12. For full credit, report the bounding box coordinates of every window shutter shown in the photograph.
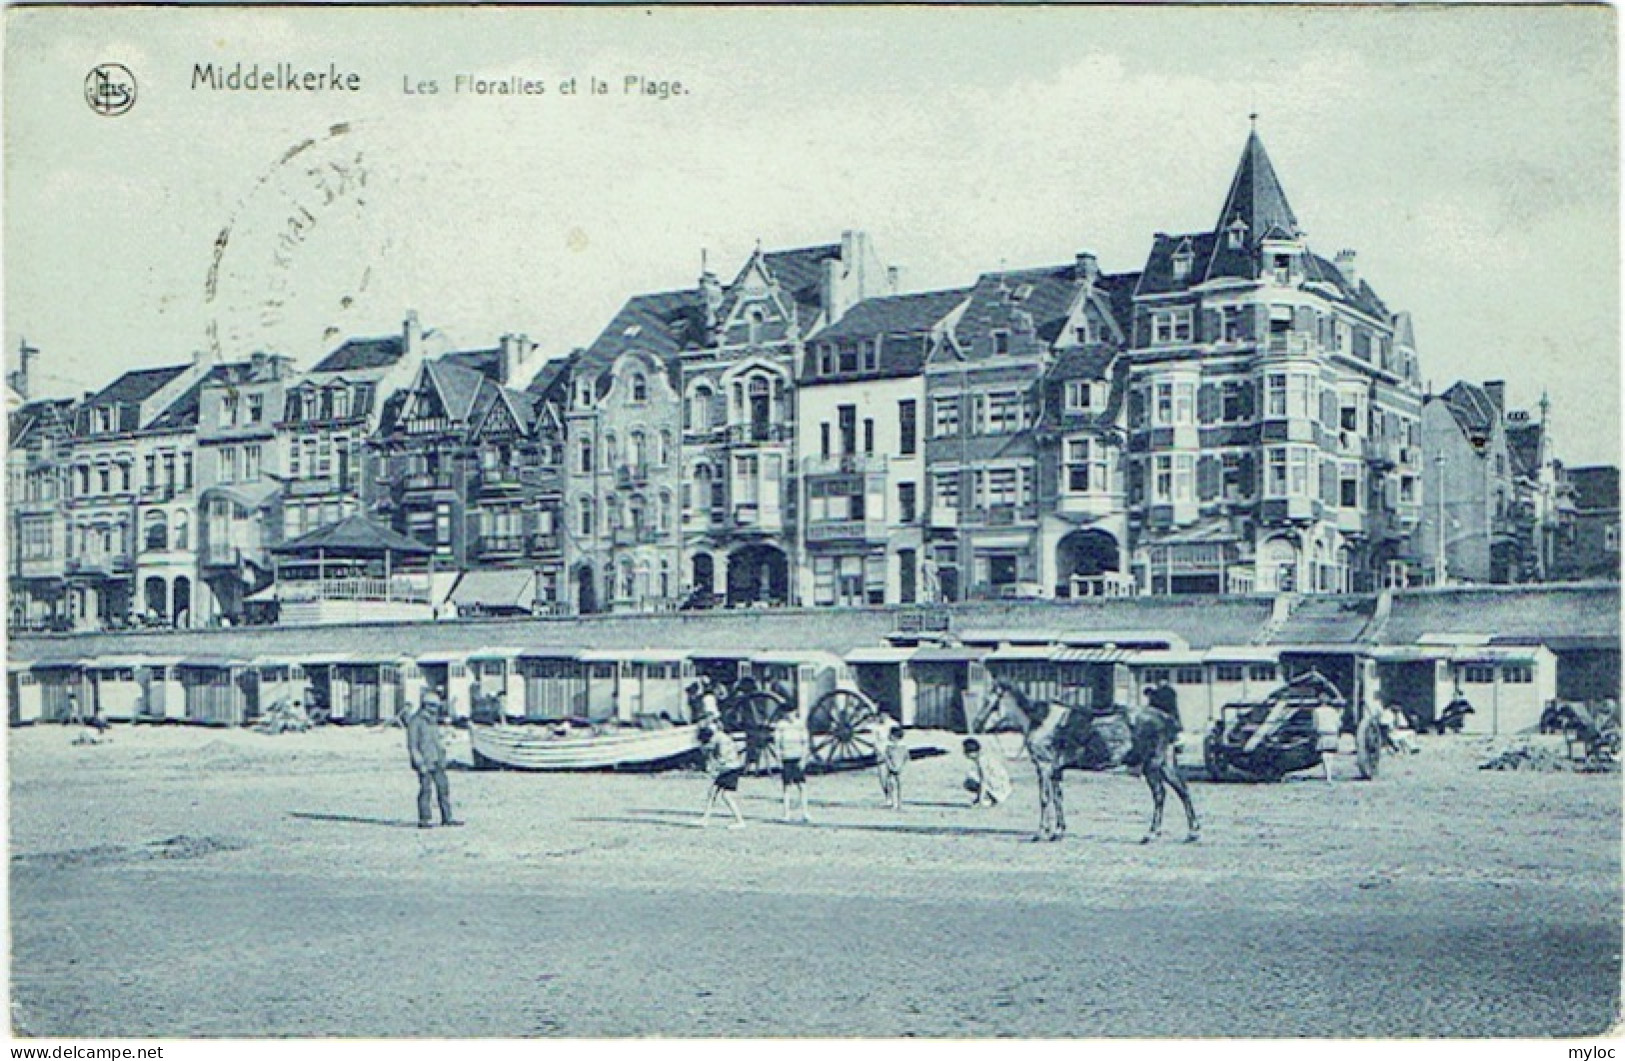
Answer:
[1198,455,1222,501]
[1238,381,1256,420]
[1198,383,1220,425]
[1320,388,1338,428]
[1238,453,1256,497]
[1128,388,1146,428]
[1294,306,1315,332]
[1128,460,1144,504]
[1252,306,1269,340]
[1320,459,1337,503]
[1201,309,1221,343]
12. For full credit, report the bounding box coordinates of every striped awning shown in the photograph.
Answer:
[909,646,988,663]
[1051,647,1134,664]
[986,645,1057,662]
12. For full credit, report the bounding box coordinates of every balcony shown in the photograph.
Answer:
[476,468,526,494]
[730,503,783,534]
[1363,438,1403,468]
[67,554,132,577]
[403,471,456,494]
[16,556,65,580]
[928,507,959,530]
[806,518,888,543]
[803,453,888,476]
[200,543,243,568]
[726,423,793,445]
[968,504,1038,527]
[278,576,429,604]
[1264,332,1314,357]
[473,534,526,558]
[528,532,561,556]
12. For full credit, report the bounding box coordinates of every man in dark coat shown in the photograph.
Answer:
[1148,677,1181,731]
[405,691,461,829]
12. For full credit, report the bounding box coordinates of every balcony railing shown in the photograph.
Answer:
[278,576,429,603]
[614,463,651,487]
[473,534,526,557]
[403,471,456,492]
[1265,332,1314,357]
[806,518,888,543]
[730,503,782,532]
[66,554,132,576]
[969,504,1038,526]
[803,453,887,476]
[726,423,793,445]
[528,532,561,555]
[16,556,65,580]
[200,543,243,568]
[1069,572,1138,598]
[477,468,526,492]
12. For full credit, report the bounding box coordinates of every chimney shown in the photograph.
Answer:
[1075,251,1100,287]
[1334,249,1358,288]
[699,268,724,333]
[841,229,873,300]
[404,310,423,358]
[886,265,901,294]
[1484,380,1506,412]
[11,340,36,400]
[821,257,847,325]
[499,333,531,387]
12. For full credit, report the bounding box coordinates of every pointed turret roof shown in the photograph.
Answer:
[1204,129,1300,282]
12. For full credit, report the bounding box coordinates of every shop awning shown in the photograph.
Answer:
[448,570,537,611]
[1051,647,1134,664]
[986,645,1057,662]
[844,646,918,664]
[178,655,244,669]
[909,646,988,663]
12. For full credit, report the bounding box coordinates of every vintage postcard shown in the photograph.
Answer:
[4,3,1619,1047]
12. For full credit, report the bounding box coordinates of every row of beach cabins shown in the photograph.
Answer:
[9,621,1576,739]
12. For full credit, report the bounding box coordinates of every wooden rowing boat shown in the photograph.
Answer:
[470,722,700,771]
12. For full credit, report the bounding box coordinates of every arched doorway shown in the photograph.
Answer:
[1055,529,1120,597]
[727,544,788,607]
[143,576,167,623]
[574,564,597,615]
[171,576,191,628]
[691,553,715,601]
[1258,536,1300,594]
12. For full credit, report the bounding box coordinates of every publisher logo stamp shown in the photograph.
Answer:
[85,63,136,116]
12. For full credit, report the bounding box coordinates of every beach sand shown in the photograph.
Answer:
[9,722,1620,1037]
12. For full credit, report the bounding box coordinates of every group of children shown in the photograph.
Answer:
[690,676,1016,828]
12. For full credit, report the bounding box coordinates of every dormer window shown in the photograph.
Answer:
[747,308,765,345]
[1226,217,1248,250]
[1172,241,1195,281]
[1271,253,1293,286]
[992,329,1011,355]
[95,407,113,434]
[630,372,648,404]
[1065,381,1096,412]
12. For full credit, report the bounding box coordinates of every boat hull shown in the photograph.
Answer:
[470,723,700,771]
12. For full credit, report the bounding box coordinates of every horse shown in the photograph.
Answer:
[971,680,1199,844]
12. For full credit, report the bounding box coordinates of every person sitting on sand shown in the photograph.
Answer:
[962,737,1012,806]
[878,724,907,810]
[404,691,462,830]
[697,724,747,829]
[773,702,812,823]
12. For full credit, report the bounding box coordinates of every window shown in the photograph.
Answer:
[244,445,261,483]
[1175,667,1204,686]
[933,472,960,511]
[1608,526,1620,553]
[1064,437,1108,494]
[221,393,239,427]
[1220,306,1245,343]
[97,466,110,494]
[1151,309,1193,345]
[988,391,1024,434]
[1065,381,1095,411]
[1463,665,1495,685]
[577,437,593,475]
[578,496,594,536]
[144,455,157,490]
[1266,449,1288,498]
[898,400,917,456]
[1174,454,1194,502]
[1266,374,1288,418]
[863,418,875,455]
[1248,664,1277,682]
[992,330,1010,355]
[630,372,648,404]
[1142,668,1170,686]
[863,339,880,373]
[933,396,960,438]
[1214,664,1245,682]
[1221,381,1252,422]
[247,393,264,424]
[1502,665,1533,684]
[898,482,917,524]
[182,452,193,491]
[1340,465,1360,509]
[987,467,1019,508]
[817,347,834,376]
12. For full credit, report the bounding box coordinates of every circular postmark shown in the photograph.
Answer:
[203,121,402,363]
[85,63,136,116]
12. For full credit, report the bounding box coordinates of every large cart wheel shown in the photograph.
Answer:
[723,690,784,774]
[1355,713,1382,780]
[808,688,881,770]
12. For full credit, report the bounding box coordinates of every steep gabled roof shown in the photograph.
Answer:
[87,364,190,409]
[1505,420,1545,479]
[803,287,971,385]
[9,398,76,447]
[736,243,843,326]
[443,347,502,383]
[1436,381,1501,446]
[422,358,491,424]
[312,335,404,373]
[1136,231,1217,297]
[524,353,575,404]
[954,262,1135,362]
[579,288,702,389]
[1569,466,1620,513]
[147,364,240,432]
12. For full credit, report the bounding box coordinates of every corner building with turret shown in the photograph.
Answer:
[1123,128,1426,595]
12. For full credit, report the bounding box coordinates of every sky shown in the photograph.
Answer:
[5,6,1619,464]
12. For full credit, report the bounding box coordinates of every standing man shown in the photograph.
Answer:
[405,691,462,829]
[1148,676,1184,751]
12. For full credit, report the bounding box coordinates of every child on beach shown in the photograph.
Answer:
[962,737,1012,806]
[773,703,812,823]
[696,724,747,829]
[877,724,907,810]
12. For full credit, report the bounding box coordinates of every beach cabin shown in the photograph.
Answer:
[579,649,693,723]
[327,656,410,724]
[516,649,590,721]
[176,656,255,725]
[736,650,852,719]
[8,658,86,724]
[900,644,987,731]
[1373,640,1557,736]
[83,656,183,721]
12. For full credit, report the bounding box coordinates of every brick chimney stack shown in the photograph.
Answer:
[1334,249,1359,289]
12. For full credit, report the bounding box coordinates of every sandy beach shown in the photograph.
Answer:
[8,721,1620,1038]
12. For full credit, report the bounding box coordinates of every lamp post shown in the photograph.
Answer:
[1434,452,1448,586]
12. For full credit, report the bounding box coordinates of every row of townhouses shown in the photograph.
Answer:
[8,130,1615,631]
